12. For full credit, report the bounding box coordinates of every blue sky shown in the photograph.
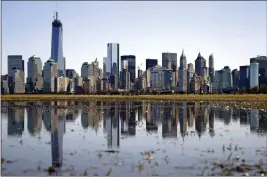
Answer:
[2,1,266,76]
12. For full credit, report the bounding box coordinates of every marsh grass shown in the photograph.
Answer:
[2,94,267,102]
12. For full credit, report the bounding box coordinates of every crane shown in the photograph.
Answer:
[137,63,143,70]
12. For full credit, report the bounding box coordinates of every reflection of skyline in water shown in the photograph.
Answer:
[4,101,267,141]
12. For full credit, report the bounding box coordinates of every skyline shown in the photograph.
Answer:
[2,1,267,77]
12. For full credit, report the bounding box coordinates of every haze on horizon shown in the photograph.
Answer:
[2,1,266,76]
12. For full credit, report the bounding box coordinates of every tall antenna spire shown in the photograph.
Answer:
[56,1,58,12]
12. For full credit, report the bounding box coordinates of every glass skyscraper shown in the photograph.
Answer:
[51,12,65,77]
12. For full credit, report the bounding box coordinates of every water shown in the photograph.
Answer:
[1,101,267,176]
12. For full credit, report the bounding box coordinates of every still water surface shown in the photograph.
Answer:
[1,101,267,176]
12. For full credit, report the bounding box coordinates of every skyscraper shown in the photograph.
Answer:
[7,55,25,94]
[232,69,240,89]
[179,50,187,92]
[43,59,58,93]
[209,54,215,82]
[195,53,206,77]
[107,43,120,76]
[239,65,250,90]
[8,55,24,81]
[121,55,136,83]
[187,63,194,92]
[27,55,43,92]
[103,57,111,78]
[146,59,158,71]
[162,52,177,71]
[250,56,267,85]
[51,12,65,77]
[250,62,259,89]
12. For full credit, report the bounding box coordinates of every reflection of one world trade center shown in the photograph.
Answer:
[51,108,66,168]
[104,105,120,149]
[42,102,66,170]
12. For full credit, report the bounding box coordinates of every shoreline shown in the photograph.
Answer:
[1,94,267,102]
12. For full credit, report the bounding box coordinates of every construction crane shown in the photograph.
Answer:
[137,63,143,70]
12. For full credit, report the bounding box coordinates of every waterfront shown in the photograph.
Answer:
[1,101,267,176]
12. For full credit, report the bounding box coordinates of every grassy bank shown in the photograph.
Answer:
[1,94,267,102]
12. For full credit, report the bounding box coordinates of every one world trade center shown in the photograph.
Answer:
[51,12,66,77]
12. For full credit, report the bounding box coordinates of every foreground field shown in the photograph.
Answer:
[2,94,267,102]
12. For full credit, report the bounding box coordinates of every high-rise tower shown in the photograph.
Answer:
[209,54,215,82]
[178,50,187,92]
[195,52,206,77]
[51,12,65,77]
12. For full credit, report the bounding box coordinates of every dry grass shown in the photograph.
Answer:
[1,94,267,102]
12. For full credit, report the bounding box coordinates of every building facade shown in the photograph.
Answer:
[187,63,194,93]
[66,69,77,79]
[43,59,58,93]
[27,55,43,92]
[120,69,131,90]
[121,55,136,83]
[250,56,267,85]
[107,43,120,76]
[146,59,158,71]
[250,62,259,89]
[232,69,240,89]
[10,69,25,94]
[195,53,206,78]
[209,54,215,82]
[150,65,172,90]
[8,55,24,77]
[55,76,69,92]
[162,52,177,71]
[178,51,187,92]
[239,65,250,90]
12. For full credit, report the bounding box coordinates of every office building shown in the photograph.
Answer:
[221,66,232,88]
[110,74,118,90]
[8,55,24,77]
[162,52,177,71]
[121,55,136,83]
[143,69,151,88]
[239,65,250,90]
[74,76,83,93]
[1,75,9,94]
[146,59,158,71]
[43,59,58,93]
[51,12,65,77]
[187,63,194,93]
[195,53,206,77]
[67,79,74,93]
[120,69,131,90]
[250,56,267,85]
[150,65,172,90]
[55,76,69,92]
[178,50,187,92]
[209,54,215,82]
[107,43,120,76]
[27,55,43,92]
[10,69,25,94]
[81,62,89,79]
[66,69,77,79]
[232,69,240,89]
[250,62,259,89]
[221,66,232,89]
[121,60,128,71]
[103,57,111,78]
